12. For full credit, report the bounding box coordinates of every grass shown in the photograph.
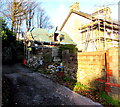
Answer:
[54,76,77,90]
[73,82,91,92]
[37,69,52,74]
[99,91,120,106]
[63,76,76,82]
[73,82,120,106]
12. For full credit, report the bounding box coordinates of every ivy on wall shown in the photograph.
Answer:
[58,44,78,58]
[58,44,77,53]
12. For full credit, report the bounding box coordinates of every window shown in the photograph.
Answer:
[54,33,59,41]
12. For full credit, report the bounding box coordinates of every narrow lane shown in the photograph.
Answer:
[2,64,103,106]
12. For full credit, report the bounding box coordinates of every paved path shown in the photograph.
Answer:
[2,64,103,106]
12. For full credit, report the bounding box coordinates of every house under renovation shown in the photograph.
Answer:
[60,2,119,52]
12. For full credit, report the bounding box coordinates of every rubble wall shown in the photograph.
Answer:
[28,47,53,68]
[62,50,78,80]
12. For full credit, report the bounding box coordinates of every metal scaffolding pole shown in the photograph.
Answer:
[97,8,100,50]
[98,20,100,50]
[85,27,91,51]
[112,20,114,46]
[104,20,106,50]
[91,15,94,51]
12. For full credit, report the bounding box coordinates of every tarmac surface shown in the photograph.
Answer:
[2,64,103,106]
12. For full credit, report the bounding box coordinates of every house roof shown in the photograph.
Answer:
[59,31,76,45]
[30,28,76,45]
[60,10,95,31]
[60,9,119,31]
[31,28,51,43]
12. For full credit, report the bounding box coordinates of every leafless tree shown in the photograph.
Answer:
[0,0,53,32]
[36,6,53,29]
[0,0,37,32]
[25,0,38,31]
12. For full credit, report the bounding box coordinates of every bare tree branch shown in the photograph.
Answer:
[0,0,38,32]
[0,0,53,32]
[36,7,53,29]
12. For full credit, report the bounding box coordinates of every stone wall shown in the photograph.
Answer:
[27,47,53,68]
[27,47,61,68]
[3,46,24,64]
[62,50,77,80]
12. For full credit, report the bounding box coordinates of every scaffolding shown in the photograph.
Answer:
[79,10,119,52]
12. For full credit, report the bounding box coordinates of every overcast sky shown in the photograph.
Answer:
[36,0,119,28]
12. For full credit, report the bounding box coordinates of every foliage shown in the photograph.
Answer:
[59,44,77,53]
[53,61,61,66]
[1,18,24,63]
[63,76,76,83]
[73,82,120,106]
[58,44,78,59]
[73,82,91,92]
[0,18,16,47]
[36,68,53,75]
[54,75,76,90]
[99,91,120,106]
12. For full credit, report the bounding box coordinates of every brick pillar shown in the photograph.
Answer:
[105,50,112,92]
[106,47,120,101]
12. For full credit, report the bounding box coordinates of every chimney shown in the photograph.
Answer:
[70,2,80,11]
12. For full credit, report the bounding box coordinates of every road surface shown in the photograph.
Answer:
[2,64,103,106]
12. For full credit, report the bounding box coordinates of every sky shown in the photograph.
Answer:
[37,0,119,28]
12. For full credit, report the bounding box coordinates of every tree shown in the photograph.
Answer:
[1,0,25,31]
[1,18,24,64]
[0,18,16,47]
[36,6,53,29]
[25,0,38,31]
[0,0,53,32]
[0,0,37,32]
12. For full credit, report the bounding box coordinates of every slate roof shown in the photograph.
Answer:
[31,28,51,43]
[59,31,76,45]
[30,28,76,45]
